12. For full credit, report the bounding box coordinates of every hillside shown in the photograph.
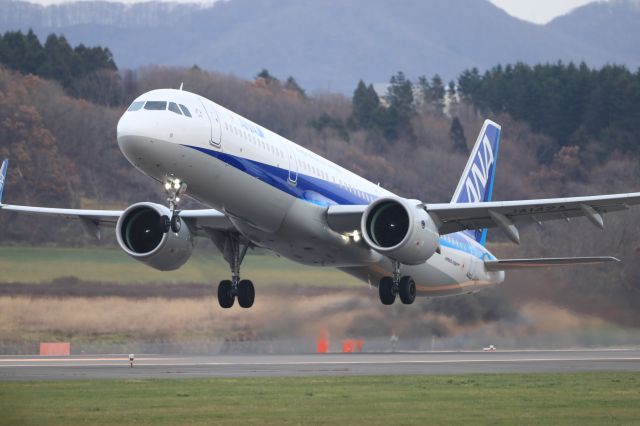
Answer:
[0,0,638,92]
[1,63,640,328]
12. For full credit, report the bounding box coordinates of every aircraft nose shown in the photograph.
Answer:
[117,112,148,161]
[117,111,137,140]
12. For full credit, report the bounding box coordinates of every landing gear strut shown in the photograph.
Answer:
[160,175,187,233]
[217,234,255,309]
[378,260,416,306]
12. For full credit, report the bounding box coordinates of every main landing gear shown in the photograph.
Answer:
[160,175,187,233]
[378,260,416,305]
[217,234,255,309]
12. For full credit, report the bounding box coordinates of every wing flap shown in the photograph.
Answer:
[484,256,620,271]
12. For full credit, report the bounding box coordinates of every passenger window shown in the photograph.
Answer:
[168,102,182,115]
[144,101,167,111]
[179,104,192,117]
[127,101,144,112]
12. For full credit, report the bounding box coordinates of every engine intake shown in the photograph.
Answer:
[116,202,193,271]
[361,197,439,265]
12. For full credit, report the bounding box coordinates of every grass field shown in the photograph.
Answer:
[0,246,361,287]
[1,373,639,425]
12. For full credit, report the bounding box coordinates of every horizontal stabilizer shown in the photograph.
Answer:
[484,256,620,271]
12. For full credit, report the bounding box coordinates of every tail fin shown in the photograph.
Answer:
[0,159,7,204]
[450,120,501,245]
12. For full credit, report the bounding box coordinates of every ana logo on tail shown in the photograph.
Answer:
[463,134,495,203]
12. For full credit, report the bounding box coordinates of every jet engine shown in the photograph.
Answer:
[116,202,193,271]
[361,197,440,265]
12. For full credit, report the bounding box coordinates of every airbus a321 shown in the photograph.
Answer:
[1,89,638,308]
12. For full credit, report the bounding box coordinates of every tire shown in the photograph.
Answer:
[378,277,396,305]
[218,280,234,308]
[159,215,171,233]
[399,276,416,305]
[170,215,182,233]
[237,280,255,308]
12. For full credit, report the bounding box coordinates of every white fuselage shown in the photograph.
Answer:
[117,89,504,297]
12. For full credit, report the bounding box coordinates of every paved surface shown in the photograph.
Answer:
[1,350,639,381]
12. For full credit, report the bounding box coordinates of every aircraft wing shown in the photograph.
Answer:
[426,192,640,243]
[326,192,640,242]
[0,204,235,238]
[0,159,234,236]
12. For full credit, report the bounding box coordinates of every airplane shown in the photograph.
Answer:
[1,88,638,309]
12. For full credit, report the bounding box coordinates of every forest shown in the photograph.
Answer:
[1,31,640,329]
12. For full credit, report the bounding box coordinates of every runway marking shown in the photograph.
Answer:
[1,357,639,368]
[0,357,174,363]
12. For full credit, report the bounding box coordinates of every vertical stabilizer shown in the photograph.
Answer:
[0,159,7,204]
[450,120,501,245]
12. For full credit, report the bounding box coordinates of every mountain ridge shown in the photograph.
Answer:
[1,0,638,92]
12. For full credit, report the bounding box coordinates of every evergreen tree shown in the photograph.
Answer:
[351,80,380,129]
[386,72,415,141]
[39,34,75,87]
[427,74,445,114]
[448,80,457,100]
[284,76,306,98]
[387,71,414,118]
[256,68,279,85]
[450,117,468,153]
[457,67,482,102]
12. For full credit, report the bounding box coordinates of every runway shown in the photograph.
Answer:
[1,349,639,381]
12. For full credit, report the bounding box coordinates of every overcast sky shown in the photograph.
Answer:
[25,0,604,25]
[490,0,604,24]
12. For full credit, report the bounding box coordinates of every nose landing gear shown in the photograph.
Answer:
[378,260,416,305]
[161,175,187,233]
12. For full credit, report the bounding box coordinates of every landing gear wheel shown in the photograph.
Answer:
[379,277,396,305]
[218,280,235,308]
[170,215,182,233]
[159,215,171,233]
[237,280,255,308]
[399,276,416,305]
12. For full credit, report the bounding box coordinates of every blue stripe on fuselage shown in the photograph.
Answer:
[185,145,493,260]
[185,145,372,206]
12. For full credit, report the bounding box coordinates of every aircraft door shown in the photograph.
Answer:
[198,99,222,148]
[288,151,298,185]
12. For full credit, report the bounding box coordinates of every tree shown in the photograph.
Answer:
[450,117,467,153]
[351,80,380,129]
[448,80,457,100]
[284,76,306,98]
[39,34,75,87]
[385,72,415,141]
[427,74,445,114]
[387,71,414,118]
[256,69,279,85]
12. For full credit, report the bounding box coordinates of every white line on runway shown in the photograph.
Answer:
[1,357,639,368]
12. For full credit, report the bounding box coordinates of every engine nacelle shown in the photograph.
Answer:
[361,197,440,265]
[116,202,193,271]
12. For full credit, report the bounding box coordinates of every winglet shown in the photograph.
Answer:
[0,159,7,204]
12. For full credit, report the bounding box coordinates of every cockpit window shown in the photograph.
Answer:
[127,101,144,112]
[144,101,167,111]
[168,102,182,115]
[179,104,192,117]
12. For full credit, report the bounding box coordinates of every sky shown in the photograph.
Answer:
[489,0,605,24]
[22,0,604,25]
